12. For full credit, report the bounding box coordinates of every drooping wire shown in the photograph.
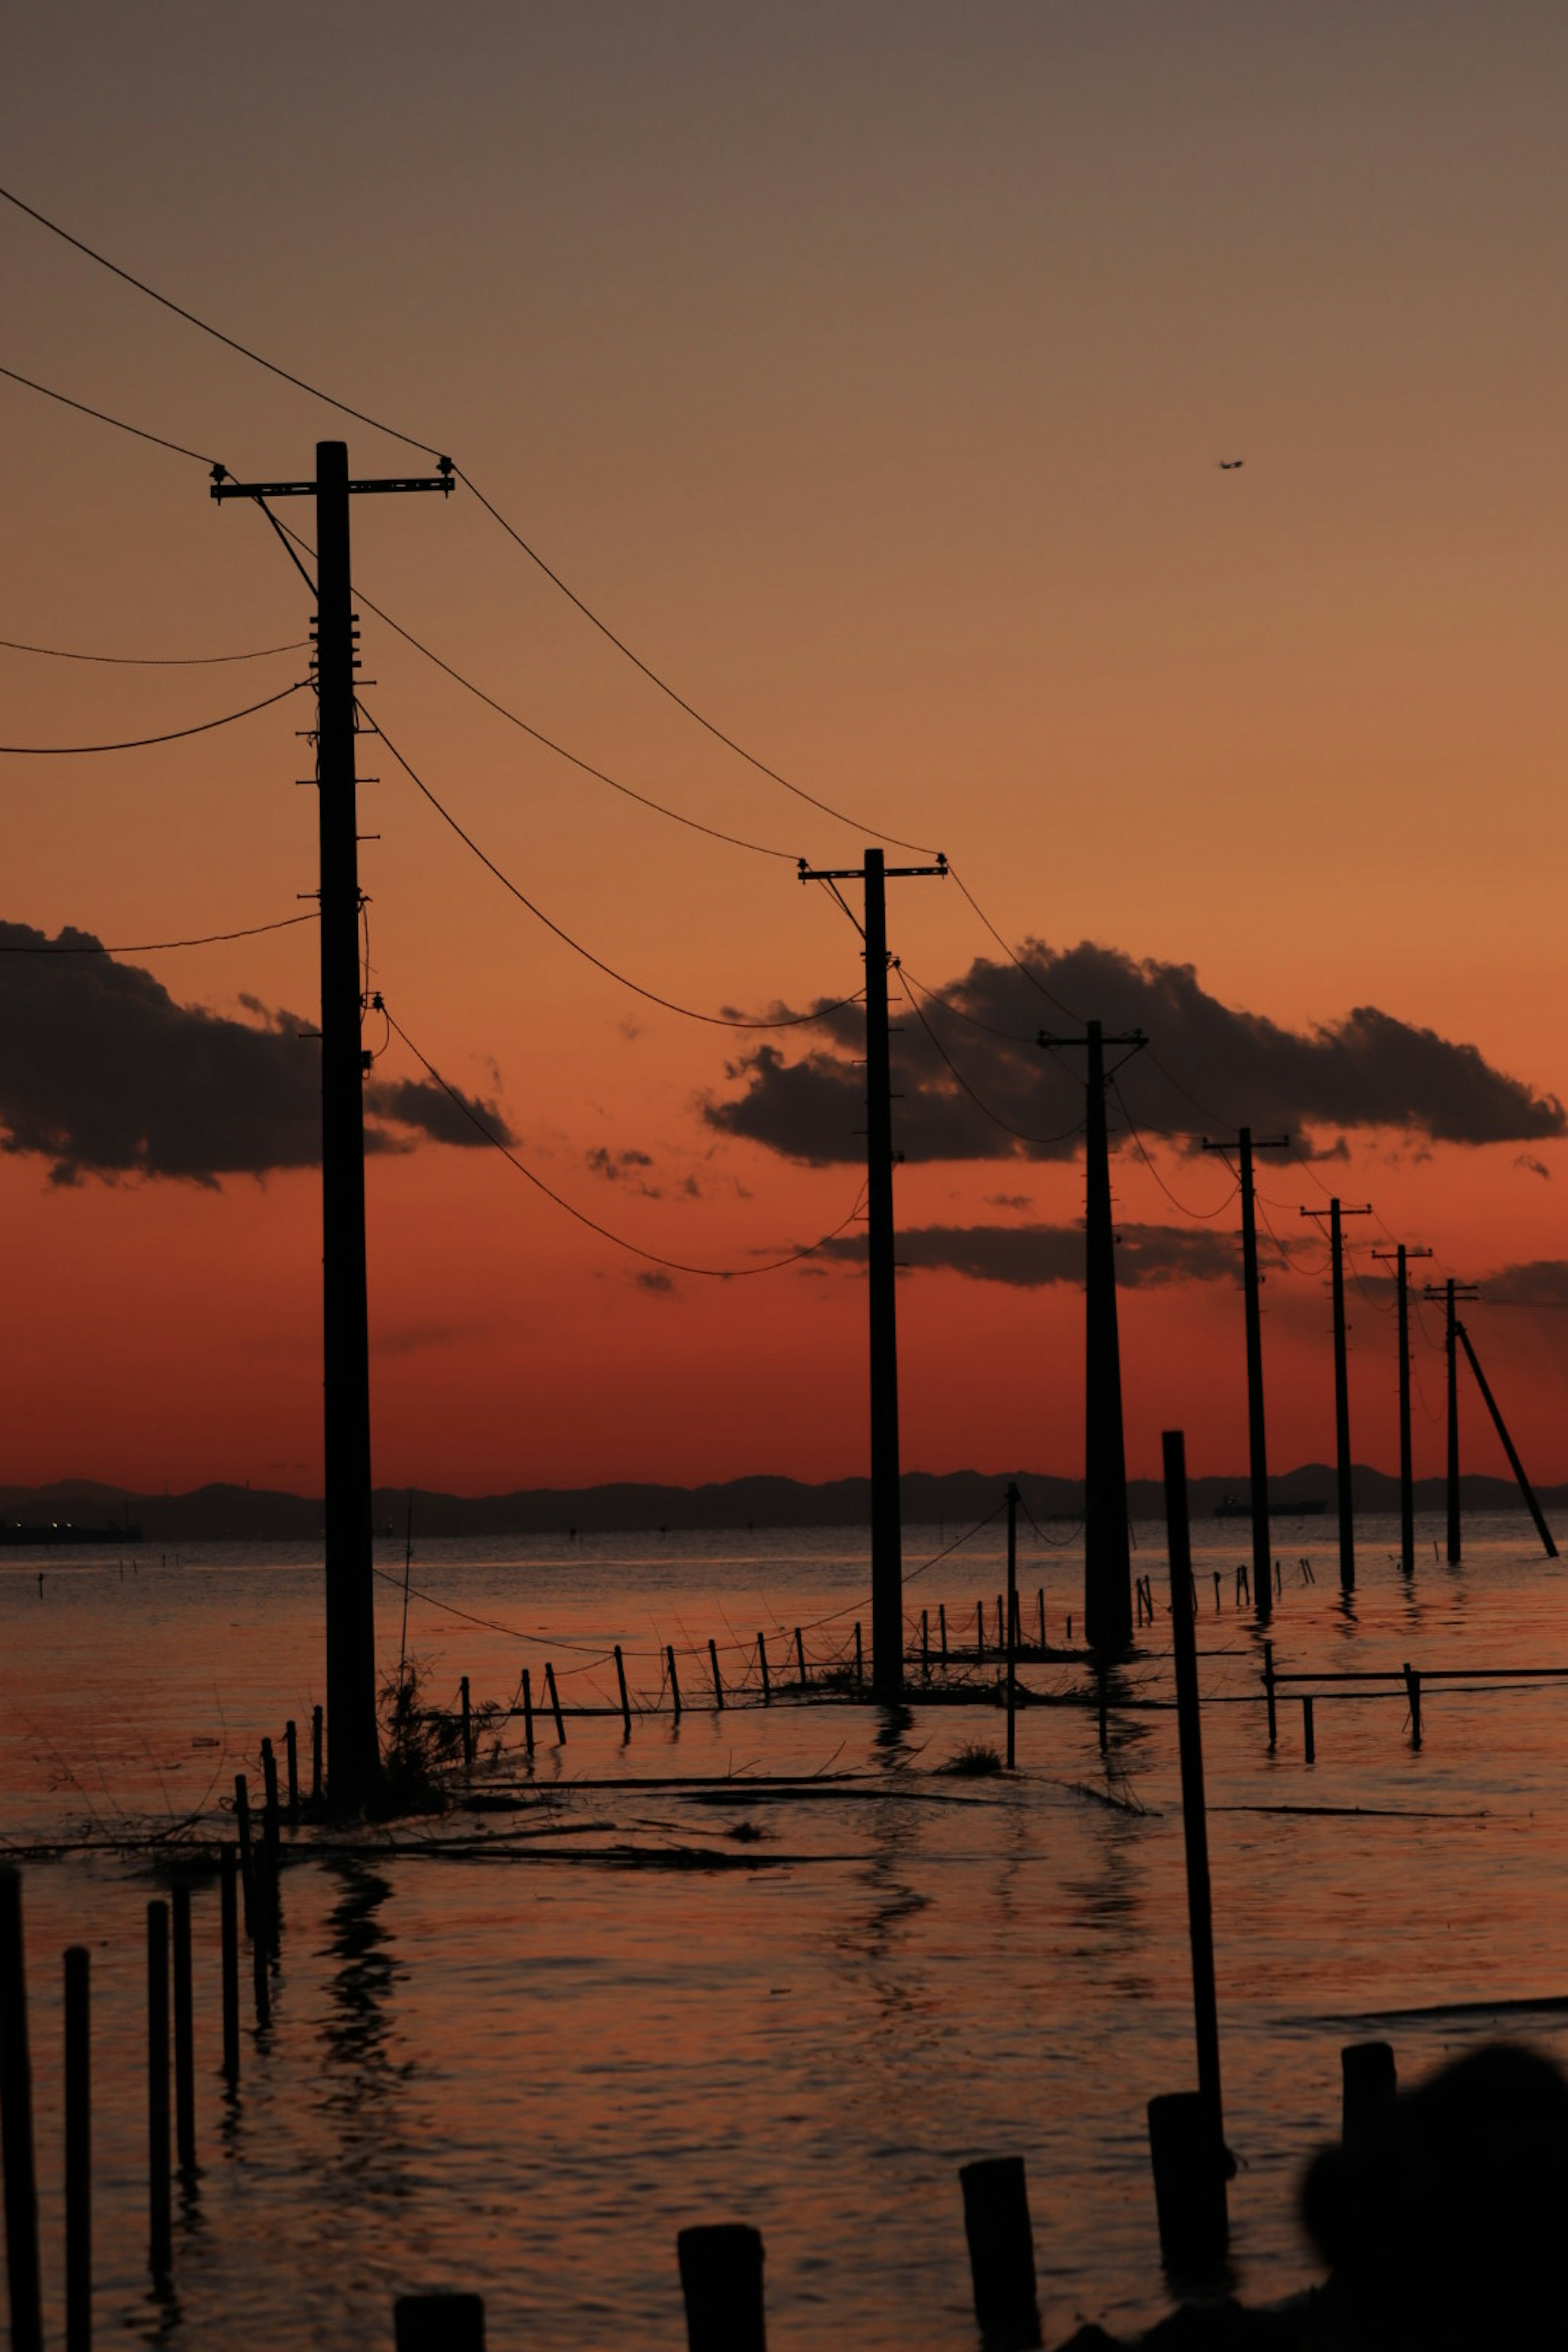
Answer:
[0,676,307,755]
[897,967,1084,1149]
[0,357,217,467]
[0,911,318,956]
[0,184,441,459]
[945,864,1085,1021]
[1108,1077,1238,1221]
[362,701,860,1033]
[0,631,307,667]
[381,1000,869,1282]
[897,964,1037,1044]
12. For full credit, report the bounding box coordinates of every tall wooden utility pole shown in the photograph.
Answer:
[798,849,946,1701]
[1372,1242,1430,1575]
[1039,1021,1144,1652]
[214,442,453,1811]
[1300,1199,1370,1594]
[1425,1276,1478,1563]
[1203,1128,1288,1619]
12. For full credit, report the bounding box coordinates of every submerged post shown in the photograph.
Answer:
[959,2156,1041,2351]
[756,1633,771,1704]
[147,1901,171,2279]
[172,1882,196,2175]
[521,1668,536,1755]
[65,1944,90,2352]
[1160,1432,1228,2188]
[614,1645,632,1735]
[667,1646,682,1721]
[219,1847,240,2087]
[0,1867,43,2352]
[285,1717,299,1822]
[544,1662,566,1744]
[677,2223,766,2352]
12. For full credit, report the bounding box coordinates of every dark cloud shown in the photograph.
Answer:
[634,1269,675,1295]
[1479,1260,1568,1307]
[706,941,1564,1165]
[364,1076,514,1150]
[820,1220,1240,1289]
[1515,1154,1552,1181]
[0,923,511,1183]
[587,1145,661,1197]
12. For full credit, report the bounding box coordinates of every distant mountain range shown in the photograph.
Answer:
[0,1465,1559,1542]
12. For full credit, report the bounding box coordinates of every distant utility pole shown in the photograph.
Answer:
[798,847,947,1701]
[1300,1198,1371,1593]
[1039,1021,1145,1653]
[214,441,453,1812]
[1371,1242,1432,1575]
[1424,1276,1479,1564]
[1202,1127,1288,1620]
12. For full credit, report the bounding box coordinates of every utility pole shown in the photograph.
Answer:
[1300,1199,1371,1593]
[1202,1128,1288,1619]
[798,848,947,1701]
[1424,1276,1478,1563]
[214,442,453,1811]
[1039,1022,1145,1652]
[1372,1243,1432,1575]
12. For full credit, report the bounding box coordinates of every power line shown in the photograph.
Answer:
[1109,1077,1238,1221]
[898,968,1083,1148]
[0,911,317,956]
[381,1000,869,1280]
[0,676,307,755]
[0,184,440,459]
[945,864,1085,1020]
[0,631,307,667]
[363,701,861,1033]
[0,357,216,467]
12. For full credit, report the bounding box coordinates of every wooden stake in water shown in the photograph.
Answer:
[614,1645,632,1736]
[311,1705,323,1805]
[544,1661,566,1743]
[521,1668,535,1756]
[460,1677,472,1772]
[219,1848,240,2088]
[667,1646,682,1720]
[708,1639,724,1710]
[65,1944,90,2352]
[757,1633,771,1704]
[1006,1482,1019,1770]
[234,1773,254,1937]
[1160,1431,1228,2180]
[677,2222,765,2352]
[284,1719,299,1824]
[147,1900,172,2279]
[0,1867,43,2352]
[172,1884,196,2175]
[795,1627,808,1687]
[251,1859,271,2030]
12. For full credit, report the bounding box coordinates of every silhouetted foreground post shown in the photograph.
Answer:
[1341,2040,1396,2148]
[394,2294,485,2352]
[220,1848,240,2087]
[1153,1430,1228,2274]
[677,2223,765,2352]
[172,1883,196,2175]
[959,2156,1040,2350]
[1456,1319,1559,1558]
[0,1867,43,2352]
[65,1944,89,2352]
[147,1901,171,2279]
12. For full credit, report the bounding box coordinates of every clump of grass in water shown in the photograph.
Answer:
[377,1656,464,1815]
[940,1741,1003,1777]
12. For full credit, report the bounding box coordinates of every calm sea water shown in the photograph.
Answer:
[3,1508,1567,2348]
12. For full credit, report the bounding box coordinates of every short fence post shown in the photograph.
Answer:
[795,1628,808,1687]
[394,2293,486,2352]
[65,1944,89,2352]
[976,1600,984,1663]
[853,1622,862,1689]
[219,1847,240,2087]
[1303,1695,1316,1764]
[756,1635,770,1704]
[614,1646,632,1736]
[1341,2040,1397,2147]
[1403,1662,1422,1750]
[1212,1570,1222,1611]
[0,1866,44,2352]
[940,1602,948,1662]
[250,1858,270,2031]
[544,1662,566,1744]
[667,1646,682,1721]
[959,2155,1040,2350]
[259,1742,281,1955]
[311,1705,323,1804]
[676,2223,765,2352]
[460,1677,472,1772]
[921,1610,930,1679]
[1147,2091,1228,2280]
[172,1882,196,2176]
[234,1773,254,1937]
[708,1639,724,1711]
[521,1669,535,1756]
[1263,1641,1277,1751]
[1037,1590,1045,1653]
[284,1719,299,1824]
[147,1900,172,2280]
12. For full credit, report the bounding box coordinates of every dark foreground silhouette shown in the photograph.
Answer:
[1061,2043,1568,2351]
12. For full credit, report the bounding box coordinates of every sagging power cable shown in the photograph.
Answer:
[0,631,307,667]
[0,911,318,956]
[0,676,308,755]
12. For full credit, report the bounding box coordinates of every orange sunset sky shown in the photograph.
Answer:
[4,4,1568,1498]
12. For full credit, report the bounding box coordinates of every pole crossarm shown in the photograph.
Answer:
[1423,1285,1479,1304]
[1300,1205,1372,1224]
[797,858,947,882]
[212,466,454,501]
[1201,1134,1289,1156]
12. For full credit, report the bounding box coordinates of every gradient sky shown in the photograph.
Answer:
[4,3,1568,1494]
